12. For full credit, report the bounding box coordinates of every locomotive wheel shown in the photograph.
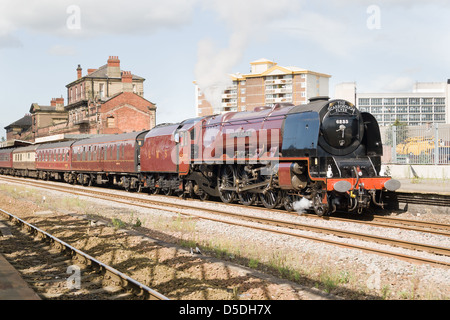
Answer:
[218,165,236,203]
[198,190,209,201]
[239,192,256,206]
[237,167,256,206]
[121,177,131,191]
[259,190,280,209]
[313,192,329,217]
[283,193,302,212]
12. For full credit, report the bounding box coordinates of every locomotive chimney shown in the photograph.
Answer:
[309,96,330,102]
[77,64,82,79]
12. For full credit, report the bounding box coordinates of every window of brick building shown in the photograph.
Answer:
[107,116,115,128]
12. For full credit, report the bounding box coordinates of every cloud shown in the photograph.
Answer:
[0,33,22,49]
[275,12,372,58]
[47,44,77,56]
[0,0,199,39]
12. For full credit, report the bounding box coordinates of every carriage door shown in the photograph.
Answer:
[177,130,190,176]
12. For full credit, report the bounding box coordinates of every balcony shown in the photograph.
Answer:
[222,93,237,99]
[265,88,292,94]
[73,118,89,125]
[265,79,293,85]
[222,101,238,108]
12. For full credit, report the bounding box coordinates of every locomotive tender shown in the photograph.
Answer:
[0,97,400,216]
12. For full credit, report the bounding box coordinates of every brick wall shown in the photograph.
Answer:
[100,92,156,133]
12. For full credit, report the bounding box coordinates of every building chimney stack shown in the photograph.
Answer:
[77,64,82,79]
[50,97,64,110]
[122,71,133,92]
[55,97,64,111]
[107,56,121,77]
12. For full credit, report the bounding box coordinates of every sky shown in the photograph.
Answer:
[1,0,450,139]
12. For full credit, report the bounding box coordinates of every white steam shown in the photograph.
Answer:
[293,198,312,215]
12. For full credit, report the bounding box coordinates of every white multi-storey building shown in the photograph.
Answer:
[335,81,450,126]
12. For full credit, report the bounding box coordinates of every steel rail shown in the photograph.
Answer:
[0,208,169,300]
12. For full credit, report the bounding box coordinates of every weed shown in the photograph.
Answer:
[248,258,259,269]
[112,218,126,230]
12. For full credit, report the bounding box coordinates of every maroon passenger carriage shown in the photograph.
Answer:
[140,123,180,195]
[12,145,40,178]
[36,140,74,181]
[0,148,14,175]
[70,131,148,190]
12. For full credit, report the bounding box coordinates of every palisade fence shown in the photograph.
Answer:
[380,123,450,165]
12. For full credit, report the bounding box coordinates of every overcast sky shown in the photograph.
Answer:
[1,0,449,138]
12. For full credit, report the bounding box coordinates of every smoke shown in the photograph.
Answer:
[194,37,240,113]
[293,198,312,215]
[194,0,302,113]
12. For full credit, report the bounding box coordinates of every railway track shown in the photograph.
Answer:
[298,213,450,237]
[395,191,450,207]
[1,175,449,269]
[0,207,169,300]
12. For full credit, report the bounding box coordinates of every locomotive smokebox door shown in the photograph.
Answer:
[318,100,364,156]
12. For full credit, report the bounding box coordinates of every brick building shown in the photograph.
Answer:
[29,97,68,138]
[5,114,32,141]
[5,56,157,142]
[63,56,156,136]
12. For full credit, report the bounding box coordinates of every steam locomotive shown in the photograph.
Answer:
[0,97,400,216]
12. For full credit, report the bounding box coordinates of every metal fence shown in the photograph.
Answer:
[380,123,450,165]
